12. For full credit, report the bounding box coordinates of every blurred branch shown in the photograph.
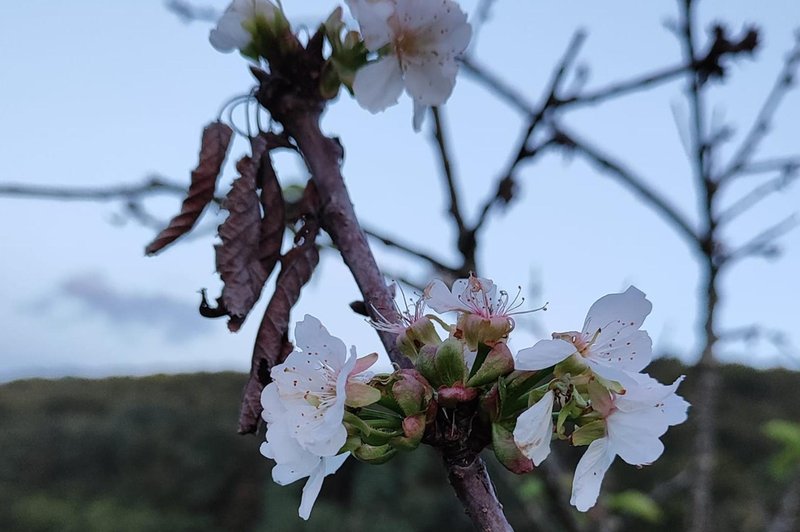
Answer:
[716,172,799,225]
[164,0,219,24]
[738,157,800,176]
[430,107,467,236]
[767,471,800,532]
[0,176,220,204]
[724,214,799,263]
[551,125,699,246]
[364,226,458,275]
[719,32,800,182]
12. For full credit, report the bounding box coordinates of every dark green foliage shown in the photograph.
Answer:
[1,361,798,531]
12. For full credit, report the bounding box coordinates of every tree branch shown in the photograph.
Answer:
[716,172,799,225]
[552,125,699,246]
[364,226,458,275]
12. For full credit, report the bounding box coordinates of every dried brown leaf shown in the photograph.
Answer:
[145,121,232,255]
[256,141,285,283]
[216,137,270,332]
[237,185,320,433]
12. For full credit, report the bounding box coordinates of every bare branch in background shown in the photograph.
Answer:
[552,126,699,246]
[164,0,219,24]
[719,32,800,182]
[716,172,799,225]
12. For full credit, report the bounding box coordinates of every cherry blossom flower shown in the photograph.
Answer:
[260,315,378,518]
[513,390,555,466]
[346,0,472,130]
[209,0,278,53]
[515,286,653,386]
[260,384,350,520]
[569,375,689,511]
[424,275,525,319]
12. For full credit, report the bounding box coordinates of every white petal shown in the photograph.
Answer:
[345,0,394,50]
[587,329,653,374]
[515,339,576,371]
[570,438,616,512]
[209,13,249,52]
[353,56,404,113]
[582,286,652,348]
[294,315,348,369]
[298,453,349,520]
[513,391,555,465]
[424,278,469,313]
[412,100,427,132]
[403,57,458,106]
[606,410,665,465]
[584,359,639,388]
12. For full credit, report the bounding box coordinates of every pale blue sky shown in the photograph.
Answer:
[1,1,798,381]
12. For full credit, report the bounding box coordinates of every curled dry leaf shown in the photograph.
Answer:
[145,121,232,255]
[237,183,320,433]
[216,137,271,332]
[256,138,285,284]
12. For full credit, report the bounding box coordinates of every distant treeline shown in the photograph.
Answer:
[1,360,797,531]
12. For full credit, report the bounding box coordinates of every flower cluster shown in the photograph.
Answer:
[209,0,471,130]
[259,276,688,519]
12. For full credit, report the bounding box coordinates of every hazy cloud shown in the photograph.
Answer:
[41,272,212,343]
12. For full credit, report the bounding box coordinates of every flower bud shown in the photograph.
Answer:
[467,343,515,387]
[390,413,427,451]
[457,314,513,351]
[492,423,535,474]
[391,369,434,416]
[397,316,441,360]
[433,338,468,388]
[437,383,478,408]
[353,442,397,465]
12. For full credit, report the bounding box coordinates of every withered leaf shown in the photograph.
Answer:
[237,185,320,433]
[216,137,270,332]
[256,141,285,284]
[145,121,232,255]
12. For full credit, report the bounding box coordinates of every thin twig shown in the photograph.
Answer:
[720,33,800,182]
[552,125,699,246]
[738,157,800,176]
[716,172,799,225]
[364,226,458,275]
[724,214,799,263]
[431,106,467,235]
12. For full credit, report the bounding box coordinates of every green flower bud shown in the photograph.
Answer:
[391,369,434,416]
[457,314,513,351]
[467,343,515,387]
[492,423,535,474]
[434,338,468,387]
[353,442,397,465]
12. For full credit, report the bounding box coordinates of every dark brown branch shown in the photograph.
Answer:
[443,453,514,532]
[281,110,410,369]
[552,125,699,246]
[720,33,800,182]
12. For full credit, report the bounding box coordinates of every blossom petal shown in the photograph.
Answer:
[513,391,555,465]
[412,100,427,132]
[570,437,616,512]
[297,453,349,520]
[606,410,665,465]
[345,0,393,50]
[515,339,576,371]
[294,315,349,369]
[404,57,458,106]
[582,286,652,348]
[424,279,468,313]
[353,56,404,113]
[587,329,653,374]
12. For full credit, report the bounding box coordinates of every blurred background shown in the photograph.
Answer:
[1,0,799,530]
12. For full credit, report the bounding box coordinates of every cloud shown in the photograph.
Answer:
[42,272,213,343]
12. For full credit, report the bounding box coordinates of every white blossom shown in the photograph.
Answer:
[260,315,377,519]
[515,286,653,386]
[570,376,689,511]
[347,0,472,130]
[209,0,277,53]
[424,275,524,319]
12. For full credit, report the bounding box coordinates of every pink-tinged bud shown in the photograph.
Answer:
[458,314,513,351]
[390,413,427,451]
[434,339,468,387]
[392,369,434,416]
[467,343,515,387]
[437,383,478,408]
[492,423,535,474]
[353,442,397,465]
[480,384,501,422]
